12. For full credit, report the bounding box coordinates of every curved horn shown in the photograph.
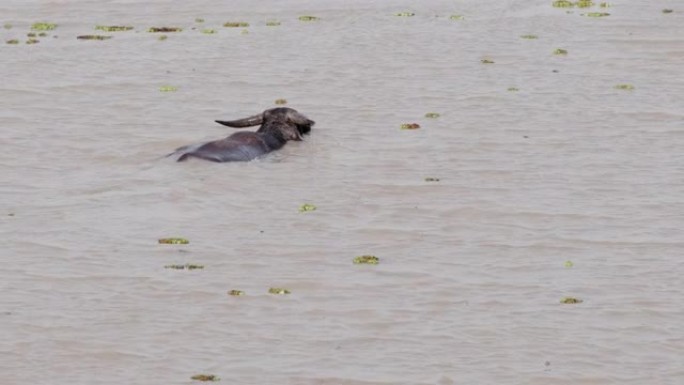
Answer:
[287,110,315,127]
[215,113,263,128]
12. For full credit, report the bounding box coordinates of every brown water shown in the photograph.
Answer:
[2,1,684,384]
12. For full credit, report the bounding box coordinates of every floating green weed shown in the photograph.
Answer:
[31,22,57,31]
[148,27,182,32]
[481,59,495,64]
[560,297,583,304]
[158,237,187,244]
[584,12,610,17]
[77,35,112,40]
[223,21,249,27]
[159,86,178,93]
[157,35,167,40]
[520,34,538,39]
[268,287,290,295]
[575,0,595,8]
[400,123,420,130]
[27,32,36,37]
[552,0,574,7]
[662,9,674,14]
[228,290,245,296]
[449,15,464,20]
[26,38,39,44]
[299,203,317,213]
[394,12,415,17]
[6,39,19,44]
[553,48,568,55]
[3,23,12,29]
[201,29,217,34]
[275,98,287,105]
[507,87,519,91]
[195,18,205,23]
[165,264,204,270]
[38,32,47,37]
[354,255,379,265]
[266,20,281,26]
[564,260,574,268]
[424,112,440,118]
[191,374,219,382]
[424,177,440,182]
[95,25,133,32]
[599,2,611,7]
[298,16,319,21]
[614,84,635,90]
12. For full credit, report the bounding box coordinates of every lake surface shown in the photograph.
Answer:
[2,1,683,384]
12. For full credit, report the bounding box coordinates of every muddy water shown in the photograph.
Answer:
[2,1,683,384]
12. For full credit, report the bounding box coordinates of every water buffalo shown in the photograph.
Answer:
[169,107,314,162]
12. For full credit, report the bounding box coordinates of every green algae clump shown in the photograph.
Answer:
[481,59,495,64]
[6,39,19,45]
[614,84,635,90]
[268,287,291,295]
[275,98,287,105]
[228,290,245,296]
[31,22,57,31]
[401,123,421,130]
[600,2,611,7]
[191,374,219,382]
[157,35,168,41]
[424,177,441,182]
[223,21,249,27]
[27,32,36,37]
[148,27,182,32]
[38,32,47,37]
[507,87,520,91]
[354,255,379,265]
[298,16,319,21]
[552,1,574,7]
[560,297,583,304]
[158,237,188,244]
[424,112,440,118]
[26,38,40,44]
[449,15,464,20]
[3,23,11,29]
[195,18,205,23]
[299,203,317,213]
[553,48,568,55]
[662,9,674,14]
[584,12,610,17]
[165,264,204,270]
[564,260,574,268]
[95,25,133,32]
[77,35,112,40]
[575,0,595,7]
[266,20,281,26]
[159,85,178,92]
[394,12,415,17]
[520,34,538,39]
[201,29,217,34]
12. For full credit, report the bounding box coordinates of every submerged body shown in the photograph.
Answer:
[170,107,314,162]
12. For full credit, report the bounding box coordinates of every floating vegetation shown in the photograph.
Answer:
[394,12,415,17]
[157,35,168,41]
[560,297,583,304]
[354,255,379,265]
[424,112,440,118]
[228,290,245,296]
[600,2,611,7]
[565,260,574,268]
[3,23,11,29]
[95,25,133,32]
[159,85,178,92]
[31,22,57,31]
[268,287,291,295]
[299,203,317,213]
[158,237,188,244]
[449,15,464,20]
[165,264,204,270]
[481,59,495,64]
[38,32,47,37]
[201,29,217,34]
[553,48,568,55]
[298,16,319,21]
[27,32,36,37]
[148,27,182,32]
[77,35,112,40]
[223,21,249,27]
[400,123,421,130]
[584,12,610,17]
[195,18,205,23]
[266,20,281,26]
[191,374,219,382]
[520,34,538,39]
[507,87,519,91]
[26,38,40,44]
[6,39,19,44]
[425,177,440,182]
[274,98,287,105]
[575,0,595,7]
[614,84,635,90]
[552,0,574,7]
[240,29,249,35]
[662,9,674,14]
